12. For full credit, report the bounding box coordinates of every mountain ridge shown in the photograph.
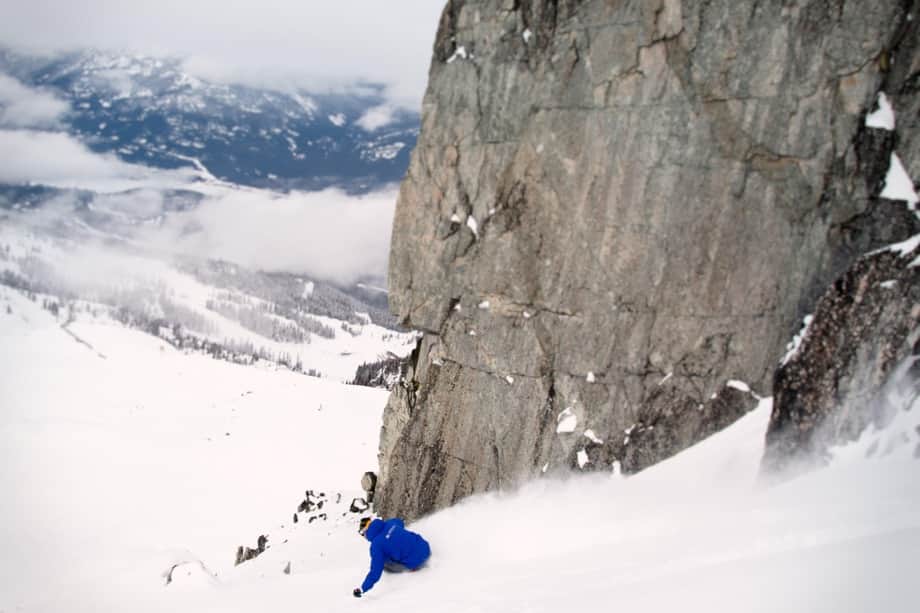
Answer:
[0,47,419,194]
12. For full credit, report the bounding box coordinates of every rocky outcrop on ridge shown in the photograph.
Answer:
[377,0,920,519]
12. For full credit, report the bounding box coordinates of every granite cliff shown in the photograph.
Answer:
[377,0,920,519]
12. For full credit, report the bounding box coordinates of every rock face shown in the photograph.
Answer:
[762,0,920,474]
[762,238,920,476]
[377,0,919,520]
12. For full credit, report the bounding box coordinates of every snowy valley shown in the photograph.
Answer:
[0,221,414,384]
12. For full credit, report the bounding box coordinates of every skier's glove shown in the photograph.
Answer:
[353,588,362,598]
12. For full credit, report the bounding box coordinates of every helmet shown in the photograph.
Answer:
[358,517,373,536]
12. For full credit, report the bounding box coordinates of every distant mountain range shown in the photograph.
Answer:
[0,48,418,193]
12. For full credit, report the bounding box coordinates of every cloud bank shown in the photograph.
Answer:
[148,187,398,284]
[0,129,196,191]
[356,105,398,132]
[8,182,397,285]
[0,1,445,110]
[0,127,396,284]
[0,74,70,129]
[0,129,141,185]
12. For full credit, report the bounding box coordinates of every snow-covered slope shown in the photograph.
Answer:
[0,286,387,610]
[2,283,917,613]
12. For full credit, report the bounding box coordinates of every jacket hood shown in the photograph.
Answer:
[364,518,385,541]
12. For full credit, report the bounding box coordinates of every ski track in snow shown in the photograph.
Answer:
[1,286,919,612]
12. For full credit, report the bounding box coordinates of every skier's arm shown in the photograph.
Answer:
[360,542,386,593]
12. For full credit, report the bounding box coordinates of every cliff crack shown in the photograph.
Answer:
[421,443,488,470]
[435,356,536,382]
[533,305,578,318]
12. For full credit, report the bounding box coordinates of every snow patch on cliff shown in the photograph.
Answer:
[865,92,895,131]
[880,152,919,209]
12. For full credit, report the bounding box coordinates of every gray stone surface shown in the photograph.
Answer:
[377,0,920,520]
[763,2,920,477]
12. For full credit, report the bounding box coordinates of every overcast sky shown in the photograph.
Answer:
[0,0,445,110]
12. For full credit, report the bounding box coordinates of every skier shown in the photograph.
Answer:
[352,516,431,598]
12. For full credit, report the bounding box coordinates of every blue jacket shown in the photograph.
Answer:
[360,518,431,592]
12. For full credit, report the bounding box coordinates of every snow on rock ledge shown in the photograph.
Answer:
[880,152,919,209]
[865,92,895,131]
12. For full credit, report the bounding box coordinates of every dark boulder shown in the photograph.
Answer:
[762,239,920,477]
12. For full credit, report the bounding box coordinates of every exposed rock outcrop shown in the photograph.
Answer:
[762,237,920,476]
[361,471,378,503]
[234,486,362,567]
[378,0,920,519]
[235,534,268,566]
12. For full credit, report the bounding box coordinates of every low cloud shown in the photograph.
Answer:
[92,189,169,220]
[0,127,398,284]
[356,105,397,132]
[150,187,398,285]
[0,74,70,129]
[0,129,137,185]
[0,129,195,191]
[6,182,398,286]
